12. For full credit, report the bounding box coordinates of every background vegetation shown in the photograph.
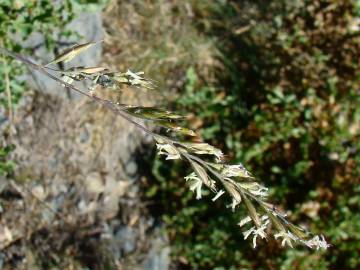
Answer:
[1,0,359,269]
[144,0,360,269]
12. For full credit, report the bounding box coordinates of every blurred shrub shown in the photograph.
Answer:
[147,0,360,269]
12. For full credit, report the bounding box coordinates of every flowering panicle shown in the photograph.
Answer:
[154,131,329,250]
[0,42,329,251]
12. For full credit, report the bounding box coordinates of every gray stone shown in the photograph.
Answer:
[0,252,4,269]
[125,160,138,176]
[141,233,170,270]
[116,226,137,254]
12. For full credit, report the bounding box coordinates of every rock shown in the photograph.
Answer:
[125,160,138,177]
[141,232,170,270]
[116,226,137,254]
[0,252,4,269]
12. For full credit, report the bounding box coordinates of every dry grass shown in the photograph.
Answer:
[102,0,220,95]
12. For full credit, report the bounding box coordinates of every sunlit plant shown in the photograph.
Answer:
[0,42,330,250]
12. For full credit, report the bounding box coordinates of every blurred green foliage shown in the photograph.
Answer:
[146,0,360,269]
[0,0,76,106]
[0,143,14,176]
